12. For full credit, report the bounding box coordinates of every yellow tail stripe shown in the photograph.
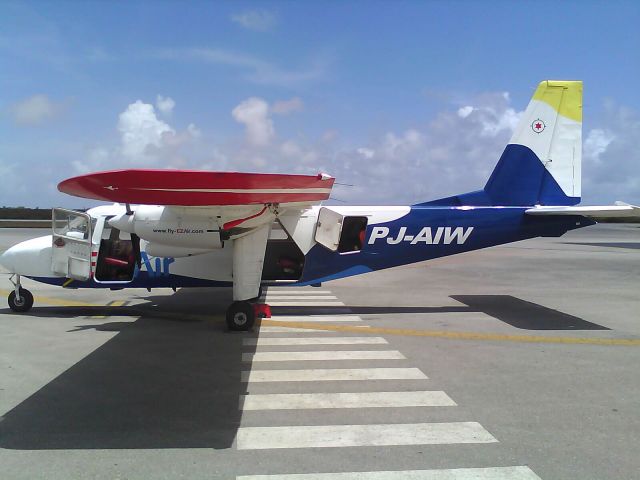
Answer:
[532,80,582,122]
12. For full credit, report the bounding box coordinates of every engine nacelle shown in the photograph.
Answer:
[144,242,214,258]
[109,206,223,249]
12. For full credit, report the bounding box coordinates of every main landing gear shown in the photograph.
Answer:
[225,299,271,332]
[7,275,34,313]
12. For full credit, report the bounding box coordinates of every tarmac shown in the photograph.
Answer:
[0,224,639,480]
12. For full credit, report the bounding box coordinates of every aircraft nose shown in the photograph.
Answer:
[0,247,16,273]
[0,235,53,277]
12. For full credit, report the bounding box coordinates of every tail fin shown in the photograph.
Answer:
[485,80,582,206]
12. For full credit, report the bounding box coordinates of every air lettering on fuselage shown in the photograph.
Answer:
[140,252,175,277]
[368,226,474,245]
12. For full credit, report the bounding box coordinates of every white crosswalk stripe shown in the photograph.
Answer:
[239,391,456,410]
[236,422,497,449]
[257,326,371,333]
[241,367,428,383]
[240,288,542,479]
[244,337,387,346]
[237,466,543,479]
[243,350,405,362]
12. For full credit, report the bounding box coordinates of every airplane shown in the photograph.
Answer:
[1,80,638,331]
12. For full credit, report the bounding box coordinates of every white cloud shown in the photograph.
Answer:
[187,123,201,138]
[71,99,201,174]
[455,93,522,138]
[118,100,174,159]
[356,147,375,159]
[584,129,614,164]
[157,47,328,87]
[272,97,304,115]
[457,106,474,118]
[231,9,277,32]
[156,95,175,115]
[582,103,640,204]
[324,92,525,204]
[281,140,302,157]
[279,140,318,164]
[381,129,424,157]
[11,94,62,126]
[322,130,339,143]
[232,97,274,146]
[72,147,111,174]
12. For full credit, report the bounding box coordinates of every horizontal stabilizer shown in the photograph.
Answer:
[525,202,640,218]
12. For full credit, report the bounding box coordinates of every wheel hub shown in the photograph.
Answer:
[233,312,248,326]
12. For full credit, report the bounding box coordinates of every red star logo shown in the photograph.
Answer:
[531,119,545,133]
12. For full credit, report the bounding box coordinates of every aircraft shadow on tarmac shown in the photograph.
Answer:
[0,290,607,450]
[0,288,257,450]
[271,295,608,331]
[449,295,609,330]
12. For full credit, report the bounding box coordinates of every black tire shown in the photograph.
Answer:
[8,288,34,313]
[226,301,255,331]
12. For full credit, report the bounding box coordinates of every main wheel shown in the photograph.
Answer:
[226,301,255,331]
[8,288,34,313]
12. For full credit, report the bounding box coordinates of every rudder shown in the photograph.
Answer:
[484,80,582,206]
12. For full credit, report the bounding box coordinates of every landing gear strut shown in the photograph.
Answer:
[8,275,34,313]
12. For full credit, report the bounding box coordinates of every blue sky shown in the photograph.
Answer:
[1,1,639,207]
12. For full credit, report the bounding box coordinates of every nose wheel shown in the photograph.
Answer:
[8,287,34,313]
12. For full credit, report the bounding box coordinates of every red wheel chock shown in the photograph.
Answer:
[253,303,272,319]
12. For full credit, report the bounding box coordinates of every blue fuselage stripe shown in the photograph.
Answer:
[296,207,592,285]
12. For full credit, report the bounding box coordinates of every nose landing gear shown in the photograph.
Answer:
[7,275,34,313]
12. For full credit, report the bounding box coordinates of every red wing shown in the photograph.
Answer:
[58,169,334,206]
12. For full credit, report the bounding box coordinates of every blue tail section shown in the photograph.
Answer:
[484,144,580,206]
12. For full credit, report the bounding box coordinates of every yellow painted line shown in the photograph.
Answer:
[258,319,640,347]
[62,278,74,288]
[2,288,636,346]
[90,300,126,319]
[0,289,221,322]
[0,289,95,307]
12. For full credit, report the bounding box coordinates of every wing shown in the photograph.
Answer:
[58,169,334,206]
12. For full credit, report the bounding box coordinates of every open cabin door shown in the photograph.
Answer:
[51,208,92,281]
[314,207,368,253]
